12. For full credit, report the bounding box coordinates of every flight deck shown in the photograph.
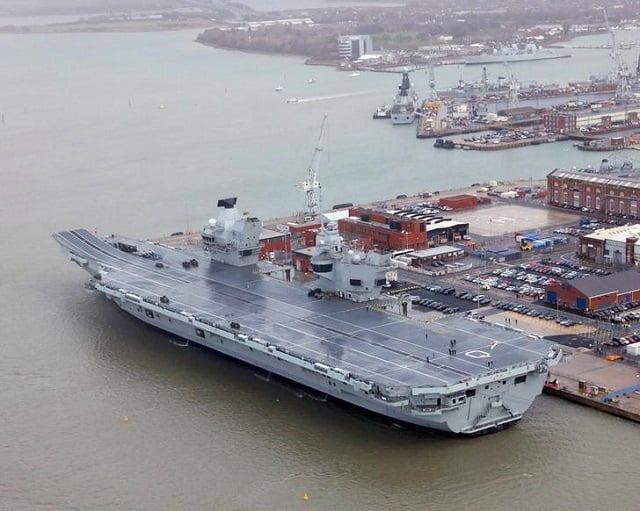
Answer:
[54,229,554,389]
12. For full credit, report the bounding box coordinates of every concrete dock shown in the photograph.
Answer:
[453,134,568,151]
[545,349,640,424]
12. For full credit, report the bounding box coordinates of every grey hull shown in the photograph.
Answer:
[54,228,560,435]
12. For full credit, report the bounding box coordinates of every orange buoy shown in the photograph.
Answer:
[123,416,129,423]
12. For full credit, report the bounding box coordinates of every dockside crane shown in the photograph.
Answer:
[602,8,629,97]
[482,65,488,94]
[426,58,438,102]
[503,62,519,109]
[301,114,327,222]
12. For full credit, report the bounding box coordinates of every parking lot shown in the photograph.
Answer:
[410,284,490,316]
[401,250,630,348]
[461,257,613,299]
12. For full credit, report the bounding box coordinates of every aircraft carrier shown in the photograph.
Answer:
[53,198,561,435]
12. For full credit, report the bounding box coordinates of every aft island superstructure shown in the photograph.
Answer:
[54,198,560,435]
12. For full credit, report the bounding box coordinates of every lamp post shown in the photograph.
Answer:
[286,231,292,264]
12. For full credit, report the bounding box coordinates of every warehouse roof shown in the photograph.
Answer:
[583,224,640,242]
[569,270,640,298]
[547,168,640,189]
[410,246,465,258]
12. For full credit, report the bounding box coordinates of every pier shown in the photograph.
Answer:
[447,133,568,151]
[575,142,640,152]
[416,125,483,139]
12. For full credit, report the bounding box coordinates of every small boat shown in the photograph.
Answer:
[275,86,284,92]
[348,72,360,77]
[372,105,391,119]
[287,97,299,103]
[308,78,315,84]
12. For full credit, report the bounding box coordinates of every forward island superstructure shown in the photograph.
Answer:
[54,198,560,435]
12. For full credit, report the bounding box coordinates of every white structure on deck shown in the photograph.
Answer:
[310,221,391,302]
[201,198,262,266]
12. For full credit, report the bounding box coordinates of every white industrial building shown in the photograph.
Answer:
[580,224,640,265]
[338,35,372,60]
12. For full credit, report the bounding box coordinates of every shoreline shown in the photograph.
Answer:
[0,16,584,64]
[0,19,218,34]
[195,38,314,61]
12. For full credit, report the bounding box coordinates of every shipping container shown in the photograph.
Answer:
[516,230,540,243]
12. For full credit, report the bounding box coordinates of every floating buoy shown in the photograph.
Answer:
[303,493,309,501]
[123,416,129,423]
[159,104,166,110]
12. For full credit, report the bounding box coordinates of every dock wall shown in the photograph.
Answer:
[543,384,640,424]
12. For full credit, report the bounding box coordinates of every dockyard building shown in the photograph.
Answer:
[495,106,543,126]
[246,18,314,30]
[547,167,640,217]
[543,112,577,134]
[259,228,291,261]
[579,224,640,265]
[402,246,467,269]
[338,206,468,251]
[573,106,640,130]
[438,194,480,210]
[545,270,640,312]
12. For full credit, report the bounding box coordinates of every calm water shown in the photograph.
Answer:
[1,29,639,511]
[240,0,406,10]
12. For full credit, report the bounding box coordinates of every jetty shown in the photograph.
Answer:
[574,134,640,152]
[439,132,568,151]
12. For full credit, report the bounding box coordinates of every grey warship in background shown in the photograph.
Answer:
[54,197,561,435]
[391,71,418,125]
[464,43,571,65]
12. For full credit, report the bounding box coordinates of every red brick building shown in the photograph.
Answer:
[259,228,291,260]
[545,270,640,311]
[438,194,478,210]
[547,168,640,217]
[542,112,577,134]
[285,221,321,273]
[338,206,468,251]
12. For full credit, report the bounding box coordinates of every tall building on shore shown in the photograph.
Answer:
[338,35,372,60]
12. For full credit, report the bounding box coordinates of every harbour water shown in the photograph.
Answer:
[2,28,640,511]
